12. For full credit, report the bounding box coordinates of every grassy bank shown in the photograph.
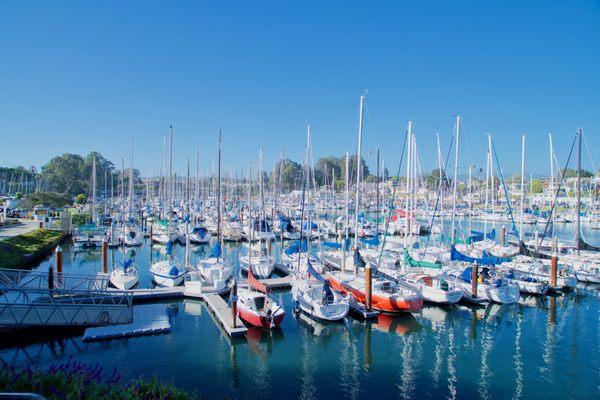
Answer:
[0,229,66,270]
[0,359,198,400]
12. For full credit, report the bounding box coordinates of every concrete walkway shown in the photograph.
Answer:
[0,220,39,241]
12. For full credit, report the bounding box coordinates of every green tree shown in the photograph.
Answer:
[76,193,87,205]
[425,169,449,189]
[531,179,544,194]
[41,153,87,195]
[25,192,72,209]
[271,159,303,190]
[561,168,594,178]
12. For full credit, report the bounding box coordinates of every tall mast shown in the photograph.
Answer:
[436,133,444,231]
[344,152,350,242]
[129,138,134,219]
[489,133,496,228]
[484,134,490,237]
[217,130,222,257]
[354,95,365,252]
[574,128,582,251]
[168,126,173,247]
[451,116,460,244]
[519,134,526,241]
[376,149,380,237]
[548,133,555,231]
[91,155,96,224]
[404,121,412,246]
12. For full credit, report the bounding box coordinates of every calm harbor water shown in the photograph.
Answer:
[1,220,599,400]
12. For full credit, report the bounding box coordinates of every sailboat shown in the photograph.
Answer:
[237,266,285,329]
[149,127,187,287]
[292,260,349,321]
[239,157,275,278]
[123,139,144,247]
[326,95,422,314]
[109,245,139,290]
[185,130,233,296]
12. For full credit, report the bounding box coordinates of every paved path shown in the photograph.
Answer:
[0,220,39,241]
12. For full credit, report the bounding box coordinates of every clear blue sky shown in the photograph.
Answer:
[1,1,599,178]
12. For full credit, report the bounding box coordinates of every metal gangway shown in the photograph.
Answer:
[0,268,109,292]
[0,269,133,328]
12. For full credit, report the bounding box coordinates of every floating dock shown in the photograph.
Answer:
[348,297,379,319]
[112,286,186,303]
[83,304,172,341]
[203,293,247,337]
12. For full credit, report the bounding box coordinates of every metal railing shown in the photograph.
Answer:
[0,287,133,327]
[0,268,109,292]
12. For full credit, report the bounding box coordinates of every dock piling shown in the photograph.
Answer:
[471,261,478,298]
[550,237,558,288]
[102,240,108,274]
[48,266,54,290]
[231,279,238,328]
[365,261,372,312]
[55,245,63,274]
[501,226,506,246]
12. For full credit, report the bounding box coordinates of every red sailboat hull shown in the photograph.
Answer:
[238,307,284,329]
[328,275,422,314]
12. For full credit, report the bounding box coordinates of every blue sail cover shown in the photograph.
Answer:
[252,219,272,232]
[323,239,351,251]
[120,259,133,270]
[166,241,173,256]
[481,251,512,265]
[469,228,496,243]
[192,227,207,238]
[209,242,222,258]
[322,241,342,249]
[450,245,496,266]
[354,249,366,268]
[360,236,380,247]
[302,221,318,230]
[307,261,326,283]
[279,216,295,232]
[284,240,308,255]
[460,266,491,283]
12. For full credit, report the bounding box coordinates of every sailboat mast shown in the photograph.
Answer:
[217,130,222,256]
[549,133,555,230]
[519,134,526,241]
[574,128,582,251]
[129,138,134,219]
[404,122,412,246]
[345,152,350,242]
[354,95,365,250]
[450,116,460,244]
[92,155,96,224]
[376,149,380,237]
[436,133,444,231]
[484,135,490,237]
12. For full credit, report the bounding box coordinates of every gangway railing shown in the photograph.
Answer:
[0,287,133,327]
[0,268,109,292]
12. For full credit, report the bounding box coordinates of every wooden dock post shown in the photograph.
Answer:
[365,261,372,312]
[501,226,506,247]
[550,237,558,288]
[102,240,108,274]
[48,266,54,290]
[231,279,238,328]
[55,245,63,274]
[471,261,478,298]
[39,221,43,229]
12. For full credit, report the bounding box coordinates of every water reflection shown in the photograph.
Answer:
[339,328,360,400]
[374,314,421,336]
[513,308,523,400]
